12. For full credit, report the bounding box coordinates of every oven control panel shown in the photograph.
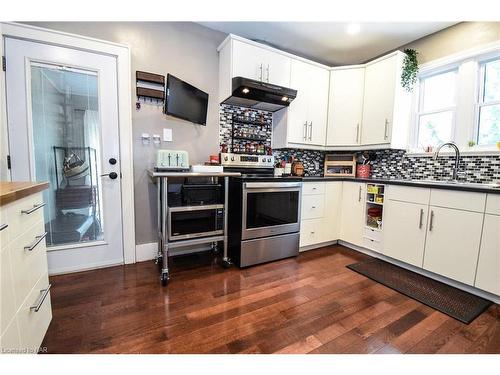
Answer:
[220,153,274,168]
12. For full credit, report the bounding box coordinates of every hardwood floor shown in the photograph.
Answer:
[41,245,500,354]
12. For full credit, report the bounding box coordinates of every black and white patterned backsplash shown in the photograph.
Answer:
[219,105,499,183]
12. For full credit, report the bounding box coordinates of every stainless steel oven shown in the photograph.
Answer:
[242,182,301,240]
[168,204,224,241]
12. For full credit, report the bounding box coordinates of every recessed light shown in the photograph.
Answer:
[346,23,361,35]
[242,87,250,94]
[281,96,288,102]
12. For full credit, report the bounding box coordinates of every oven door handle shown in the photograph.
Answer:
[244,182,302,189]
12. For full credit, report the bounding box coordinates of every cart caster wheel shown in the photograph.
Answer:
[222,259,233,268]
[160,273,169,286]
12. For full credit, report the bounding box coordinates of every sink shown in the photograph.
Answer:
[408,179,500,189]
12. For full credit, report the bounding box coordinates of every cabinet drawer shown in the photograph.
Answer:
[485,194,500,216]
[302,182,325,195]
[5,193,45,242]
[300,219,324,247]
[363,237,383,252]
[301,195,325,219]
[430,189,486,212]
[17,273,52,352]
[386,185,430,205]
[9,220,48,311]
[364,227,382,242]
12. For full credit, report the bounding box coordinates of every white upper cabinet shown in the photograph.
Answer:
[275,59,329,148]
[218,36,291,103]
[327,67,365,146]
[361,52,412,147]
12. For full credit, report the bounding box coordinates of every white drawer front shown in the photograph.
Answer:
[363,227,382,242]
[301,195,325,220]
[300,219,324,247]
[302,182,325,196]
[430,189,486,212]
[386,185,430,205]
[9,220,48,311]
[485,194,500,216]
[363,237,383,253]
[17,273,52,352]
[5,193,45,243]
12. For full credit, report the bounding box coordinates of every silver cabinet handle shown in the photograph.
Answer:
[310,231,315,234]
[429,210,434,231]
[356,123,360,143]
[259,63,263,81]
[24,232,47,251]
[308,121,313,141]
[266,64,270,82]
[358,186,362,202]
[303,121,308,140]
[30,284,51,312]
[0,223,7,231]
[21,203,46,215]
[419,209,424,229]
[384,119,389,140]
[311,206,316,209]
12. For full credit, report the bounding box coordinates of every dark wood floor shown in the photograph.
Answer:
[41,245,500,354]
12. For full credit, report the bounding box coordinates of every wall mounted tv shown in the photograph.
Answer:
[164,74,209,126]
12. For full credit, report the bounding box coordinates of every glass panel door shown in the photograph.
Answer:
[30,63,104,247]
[246,191,300,229]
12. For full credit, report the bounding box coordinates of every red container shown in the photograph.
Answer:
[356,164,371,178]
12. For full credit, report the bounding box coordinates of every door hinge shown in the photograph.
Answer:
[6,155,11,169]
[2,56,5,72]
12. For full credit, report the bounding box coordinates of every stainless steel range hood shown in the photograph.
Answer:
[222,77,297,112]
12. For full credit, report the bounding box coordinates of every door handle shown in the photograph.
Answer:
[418,208,424,229]
[30,284,52,312]
[429,210,434,231]
[101,172,118,179]
[384,119,389,140]
[266,64,270,82]
[356,123,360,143]
[0,224,7,231]
[358,186,362,202]
[259,63,263,81]
[21,203,46,215]
[303,122,308,140]
[24,232,47,251]
[308,122,313,141]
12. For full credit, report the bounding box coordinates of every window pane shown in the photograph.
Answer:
[477,104,500,145]
[422,71,456,111]
[483,59,500,102]
[418,111,453,147]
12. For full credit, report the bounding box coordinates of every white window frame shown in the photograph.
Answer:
[415,68,458,150]
[474,55,500,147]
[409,41,500,155]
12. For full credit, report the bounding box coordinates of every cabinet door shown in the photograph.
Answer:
[475,214,500,295]
[263,50,291,87]
[340,182,365,246]
[361,55,397,145]
[327,68,365,146]
[323,182,342,241]
[232,40,267,82]
[307,65,329,146]
[287,59,312,144]
[300,218,324,248]
[423,207,483,285]
[383,200,428,267]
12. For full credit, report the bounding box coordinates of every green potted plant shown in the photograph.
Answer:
[401,49,419,92]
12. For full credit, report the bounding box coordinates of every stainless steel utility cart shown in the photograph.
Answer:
[148,170,240,286]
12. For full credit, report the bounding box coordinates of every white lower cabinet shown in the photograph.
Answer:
[322,182,342,242]
[300,218,325,248]
[383,200,428,267]
[340,182,365,247]
[423,206,483,286]
[475,214,500,295]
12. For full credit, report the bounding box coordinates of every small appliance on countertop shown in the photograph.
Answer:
[155,149,189,171]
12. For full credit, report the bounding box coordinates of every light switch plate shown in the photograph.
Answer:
[163,128,173,142]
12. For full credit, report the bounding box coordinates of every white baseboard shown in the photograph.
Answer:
[338,240,500,305]
[299,240,338,252]
[48,259,123,276]
[135,242,212,262]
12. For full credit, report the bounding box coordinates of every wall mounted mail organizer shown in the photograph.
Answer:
[136,71,165,101]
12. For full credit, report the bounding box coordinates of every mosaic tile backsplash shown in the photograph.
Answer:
[219,105,500,183]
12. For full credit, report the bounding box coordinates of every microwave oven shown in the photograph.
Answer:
[168,205,223,241]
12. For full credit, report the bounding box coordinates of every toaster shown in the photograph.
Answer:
[155,150,190,171]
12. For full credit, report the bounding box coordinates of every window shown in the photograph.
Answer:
[477,58,500,145]
[416,70,457,148]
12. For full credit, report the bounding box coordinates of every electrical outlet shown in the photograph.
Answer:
[163,128,172,142]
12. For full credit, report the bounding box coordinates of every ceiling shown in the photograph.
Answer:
[198,22,458,66]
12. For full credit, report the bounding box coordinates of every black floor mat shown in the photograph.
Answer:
[346,258,492,324]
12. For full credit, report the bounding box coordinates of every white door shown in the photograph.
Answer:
[307,65,329,146]
[340,182,365,246]
[423,206,483,285]
[262,50,291,87]
[474,214,500,295]
[5,37,124,274]
[383,200,428,267]
[362,55,396,145]
[323,182,342,242]
[327,67,365,146]
[232,40,268,82]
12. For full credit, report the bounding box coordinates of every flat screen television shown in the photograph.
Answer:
[165,74,209,126]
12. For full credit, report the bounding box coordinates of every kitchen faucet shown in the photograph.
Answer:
[433,142,461,181]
